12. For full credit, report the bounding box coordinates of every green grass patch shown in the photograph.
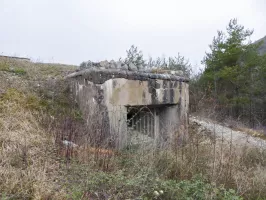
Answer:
[0,62,26,76]
[11,68,27,75]
[63,165,242,200]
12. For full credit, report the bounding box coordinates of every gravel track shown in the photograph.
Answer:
[190,116,266,149]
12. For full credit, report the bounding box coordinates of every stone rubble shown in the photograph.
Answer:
[79,60,184,76]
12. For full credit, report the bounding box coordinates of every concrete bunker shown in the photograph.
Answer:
[67,63,189,149]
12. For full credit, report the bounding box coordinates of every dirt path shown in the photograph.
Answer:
[190,116,266,149]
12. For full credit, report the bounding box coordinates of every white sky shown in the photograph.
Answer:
[1,0,265,70]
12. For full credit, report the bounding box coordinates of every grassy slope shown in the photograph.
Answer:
[0,58,77,199]
[0,57,266,199]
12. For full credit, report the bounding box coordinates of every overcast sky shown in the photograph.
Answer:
[1,0,266,70]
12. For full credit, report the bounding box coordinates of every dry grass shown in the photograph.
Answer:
[0,89,66,199]
[0,57,77,199]
[233,126,266,140]
[0,57,76,80]
[57,121,266,199]
[1,57,266,199]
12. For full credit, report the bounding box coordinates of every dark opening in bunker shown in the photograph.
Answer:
[127,106,155,137]
[126,104,177,138]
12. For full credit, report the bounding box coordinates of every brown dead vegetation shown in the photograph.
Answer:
[1,57,266,199]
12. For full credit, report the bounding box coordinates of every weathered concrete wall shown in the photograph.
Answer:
[68,68,189,149]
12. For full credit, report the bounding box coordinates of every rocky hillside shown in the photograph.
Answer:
[256,35,266,55]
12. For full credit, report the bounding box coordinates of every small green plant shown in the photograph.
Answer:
[0,62,26,75]
[11,68,26,75]
[66,187,84,200]
[1,193,8,200]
